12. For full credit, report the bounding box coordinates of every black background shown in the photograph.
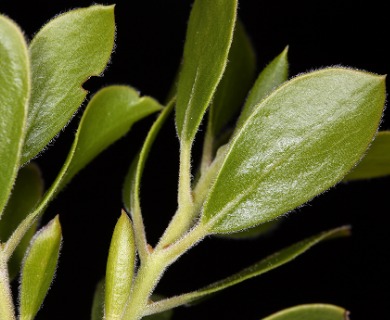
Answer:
[1,1,389,319]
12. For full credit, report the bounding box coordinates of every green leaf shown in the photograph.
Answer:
[262,304,349,320]
[144,295,174,320]
[19,215,62,320]
[22,5,116,164]
[122,101,173,259]
[344,131,390,181]
[217,219,281,240]
[105,211,136,320]
[236,47,289,128]
[144,227,350,315]
[0,15,30,216]
[175,0,238,142]
[0,163,43,281]
[208,19,256,138]
[202,68,385,234]
[122,101,173,214]
[91,279,105,320]
[59,85,162,190]
[0,86,161,265]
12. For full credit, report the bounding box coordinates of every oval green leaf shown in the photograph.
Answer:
[22,5,116,164]
[0,15,30,216]
[202,68,385,234]
[236,46,289,129]
[175,0,237,142]
[91,278,105,320]
[59,85,162,190]
[0,163,43,280]
[262,304,349,320]
[19,215,62,320]
[344,131,390,181]
[144,226,350,315]
[105,211,136,320]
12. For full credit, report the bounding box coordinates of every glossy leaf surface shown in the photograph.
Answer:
[0,164,43,280]
[59,85,162,190]
[202,68,385,233]
[91,279,105,320]
[175,0,237,142]
[344,131,390,181]
[263,304,349,320]
[105,211,136,320]
[0,15,29,215]
[208,20,256,137]
[19,215,62,320]
[236,46,289,128]
[145,227,349,315]
[22,5,115,163]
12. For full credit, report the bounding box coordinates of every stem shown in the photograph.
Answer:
[156,141,194,250]
[120,256,164,320]
[131,102,175,262]
[130,198,149,262]
[3,117,85,260]
[121,223,207,320]
[0,251,16,320]
[193,144,227,209]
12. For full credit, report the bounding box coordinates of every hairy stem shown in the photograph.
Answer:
[131,102,175,262]
[121,223,207,320]
[0,252,15,320]
[156,141,194,250]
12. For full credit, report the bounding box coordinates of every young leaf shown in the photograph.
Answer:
[175,0,238,143]
[208,19,256,138]
[91,279,105,320]
[236,46,289,129]
[122,101,173,260]
[202,68,385,234]
[143,295,174,320]
[0,15,30,216]
[59,85,163,190]
[262,303,349,320]
[123,101,174,213]
[344,131,390,181]
[105,211,136,320]
[144,226,350,315]
[0,164,43,280]
[22,5,116,164]
[19,215,62,320]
